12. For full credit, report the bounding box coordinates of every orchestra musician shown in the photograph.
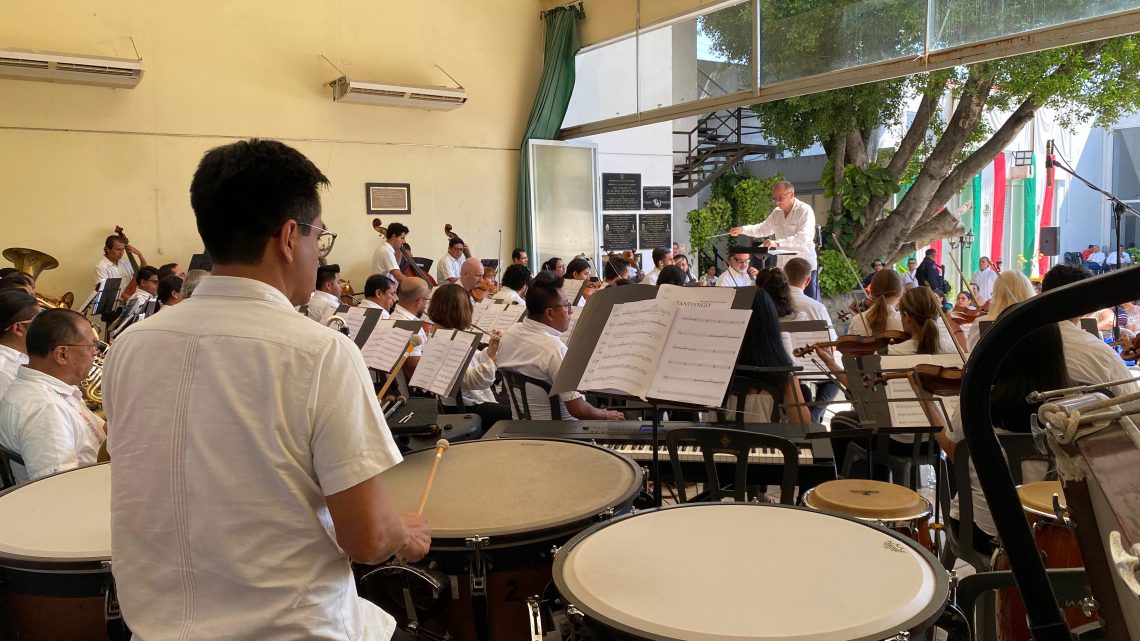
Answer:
[511,247,529,270]
[181,269,209,299]
[716,247,757,287]
[640,247,673,285]
[109,266,160,337]
[373,221,410,284]
[358,273,397,317]
[458,257,484,305]
[964,271,1035,350]
[849,270,904,336]
[498,264,531,305]
[0,271,35,296]
[0,290,39,398]
[785,258,840,424]
[95,234,147,299]
[673,253,698,285]
[158,262,185,280]
[728,180,820,299]
[306,264,342,324]
[156,275,184,309]
[602,255,631,287]
[496,272,623,421]
[565,257,590,281]
[104,139,428,641]
[540,257,565,277]
[0,309,105,484]
[392,276,430,379]
[656,265,689,287]
[435,236,466,285]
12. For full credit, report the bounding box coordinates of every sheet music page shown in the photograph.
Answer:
[436,331,479,397]
[561,278,585,303]
[408,330,455,392]
[343,307,372,341]
[648,307,752,406]
[490,306,525,335]
[655,284,735,309]
[470,298,497,329]
[560,306,582,344]
[360,322,414,372]
[473,303,508,339]
[880,353,963,427]
[578,299,675,399]
[781,330,834,379]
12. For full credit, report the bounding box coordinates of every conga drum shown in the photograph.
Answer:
[994,481,1095,641]
[357,438,643,641]
[802,479,934,550]
[538,503,954,641]
[0,463,114,641]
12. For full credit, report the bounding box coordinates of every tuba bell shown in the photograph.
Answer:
[3,247,75,309]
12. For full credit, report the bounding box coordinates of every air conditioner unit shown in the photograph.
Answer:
[330,76,466,111]
[0,48,143,88]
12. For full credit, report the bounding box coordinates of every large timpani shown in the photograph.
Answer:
[0,463,114,641]
[545,503,951,641]
[358,438,643,641]
[802,479,934,550]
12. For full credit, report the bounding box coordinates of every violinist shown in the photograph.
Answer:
[602,256,631,287]
[511,248,529,270]
[565,257,591,281]
[372,221,408,284]
[435,236,467,284]
[540,257,565,278]
[964,270,1034,350]
[848,270,903,336]
[459,257,485,306]
[498,264,531,305]
[358,274,396,318]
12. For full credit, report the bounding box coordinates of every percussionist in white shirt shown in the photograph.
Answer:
[104,139,429,641]
[729,180,820,299]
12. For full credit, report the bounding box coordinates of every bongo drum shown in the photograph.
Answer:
[358,438,643,641]
[0,463,114,641]
[994,481,1095,641]
[802,479,934,550]
[540,503,951,641]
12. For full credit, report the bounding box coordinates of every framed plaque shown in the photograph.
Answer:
[365,183,411,215]
[602,173,641,211]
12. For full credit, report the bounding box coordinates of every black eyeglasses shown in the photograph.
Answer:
[298,223,337,258]
[547,303,573,311]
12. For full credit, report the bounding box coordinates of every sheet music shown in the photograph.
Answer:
[655,284,735,309]
[560,306,582,344]
[408,329,453,392]
[578,299,674,399]
[648,307,752,406]
[880,353,963,427]
[360,321,413,372]
[437,331,479,397]
[343,307,371,341]
[490,305,525,334]
[561,278,585,303]
[781,330,834,379]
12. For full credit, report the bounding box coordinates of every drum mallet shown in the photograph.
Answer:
[416,439,450,515]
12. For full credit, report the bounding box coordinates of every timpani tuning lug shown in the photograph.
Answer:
[598,507,616,521]
[465,536,489,598]
[1052,494,1075,529]
[886,632,910,641]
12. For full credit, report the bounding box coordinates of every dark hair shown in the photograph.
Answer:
[157,263,179,280]
[565,258,590,278]
[135,265,159,286]
[728,246,751,257]
[1,273,34,289]
[541,257,562,272]
[864,270,903,334]
[364,273,393,298]
[512,247,526,261]
[158,275,183,304]
[924,248,937,258]
[447,236,465,249]
[0,268,18,279]
[502,264,532,292]
[657,265,688,286]
[603,256,629,281]
[651,247,671,267]
[991,324,1071,432]
[190,139,330,265]
[674,253,689,265]
[386,222,409,240]
[104,235,124,251]
[0,290,38,333]
[1041,263,1093,292]
[427,284,472,331]
[784,257,812,286]
[525,272,564,318]
[737,290,793,387]
[755,269,795,317]
[26,309,87,358]
[315,264,339,290]
[898,288,942,354]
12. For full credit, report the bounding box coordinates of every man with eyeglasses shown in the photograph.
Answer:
[716,248,758,287]
[109,265,161,338]
[728,180,820,298]
[0,309,104,484]
[103,139,428,641]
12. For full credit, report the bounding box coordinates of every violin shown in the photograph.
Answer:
[865,364,964,396]
[471,279,495,303]
[948,305,986,324]
[836,296,874,323]
[793,330,910,358]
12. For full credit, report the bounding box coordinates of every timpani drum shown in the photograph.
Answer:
[539,503,953,641]
[0,463,119,641]
[358,438,643,641]
[994,481,1095,641]
[802,479,934,550]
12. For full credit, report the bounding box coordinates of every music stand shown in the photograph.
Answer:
[93,278,123,316]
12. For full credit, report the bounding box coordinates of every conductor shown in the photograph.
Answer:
[104,139,429,641]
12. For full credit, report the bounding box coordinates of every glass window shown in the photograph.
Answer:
[929,0,1139,51]
[563,38,639,128]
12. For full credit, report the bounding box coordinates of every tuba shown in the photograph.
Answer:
[325,314,350,336]
[81,326,109,412]
[3,247,75,308]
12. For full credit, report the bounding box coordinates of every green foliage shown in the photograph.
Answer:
[711,172,781,227]
[821,160,900,246]
[686,197,733,256]
[1127,248,1140,264]
[817,249,861,298]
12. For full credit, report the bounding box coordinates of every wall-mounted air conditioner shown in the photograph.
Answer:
[329,76,466,111]
[0,48,143,88]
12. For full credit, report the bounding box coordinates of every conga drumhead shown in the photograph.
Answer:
[1018,481,1066,518]
[556,504,948,641]
[0,463,110,569]
[381,439,640,541]
[805,479,929,521]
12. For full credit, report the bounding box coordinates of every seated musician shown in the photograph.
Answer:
[783,258,840,424]
[565,257,591,281]
[0,290,39,398]
[730,289,810,423]
[306,264,342,324]
[459,257,484,305]
[0,272,35,296]
[673,254,698,285]
[716,247,757,287]
[848,270,903,336]
[110,266,160,337]
[511,247,529,271]
[436,236,466,284]
[933,324,1062,552]
[1043,264,1140,399]
[426,284,512,429]
[498,264,531,305]
[602,256,630,287]
[755,268,801,320]
[540,257,565,278]
[656,265,689,287]
[965,270,1034,349]
[482,264,499,290]
[640,247,673,285]
[392,276,430,378]
[621,249,639,280]
[372,221,409,284]
[157,275,183,309]
[95,234,146,299]
[496,273,623,421]
[157,262,185,280]
[0,309,105,484]
[358,273,396,317]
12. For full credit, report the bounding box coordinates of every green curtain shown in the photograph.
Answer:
[1022,154,1037,276]
[970,175,982,269]
[514,5,584,262]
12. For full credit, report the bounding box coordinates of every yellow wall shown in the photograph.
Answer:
[0,0,542,300]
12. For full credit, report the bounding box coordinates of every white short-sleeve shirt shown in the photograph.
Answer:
[0,344,28,400]
[104,276,403,641]
[95,255,135,284]
[496,318,583,420]
[436,253,464,283]
[372,243,400,282]
[307,290,341,324]
[716,268,753,288]
[391,305,427,356]
[1059,319,1140,398]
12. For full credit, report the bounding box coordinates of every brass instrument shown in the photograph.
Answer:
[3,247,76,308]
[325,314,350,336]
[81,326,109,412]
[338,279,360,307]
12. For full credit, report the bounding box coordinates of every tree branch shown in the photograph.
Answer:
[830,135,846,217]
[887,82,942,180]
[846,130,868,168]
[903,207,965,246]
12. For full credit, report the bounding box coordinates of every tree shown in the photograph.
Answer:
[700,2,1140,266]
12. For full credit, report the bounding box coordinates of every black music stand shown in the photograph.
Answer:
[92,278,122,317]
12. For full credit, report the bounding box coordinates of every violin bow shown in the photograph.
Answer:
[831,233,875,327]
[942,246,983,309]
[924,282,969,363]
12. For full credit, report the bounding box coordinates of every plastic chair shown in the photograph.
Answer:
[955,569,1098,641]
[500,369,561,420]
[0,445,24,490]
[665,427,800,504]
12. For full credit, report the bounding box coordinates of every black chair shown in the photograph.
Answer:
[936,441,992,573]
[955,569,1098,641]
[0,445,24,490]
[665,427,800,504]
[500,369,561,420]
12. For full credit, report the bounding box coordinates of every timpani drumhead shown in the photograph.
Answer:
[555,504,947,641]
[0,464,110,568]
[1018,481,1066,518]
[381,439,640,541]
[804,479,929,520]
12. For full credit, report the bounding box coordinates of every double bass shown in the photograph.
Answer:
[114,226,140,300]
[372,218,437,287]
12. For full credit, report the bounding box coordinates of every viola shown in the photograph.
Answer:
[948,305,985,324]
[866,364,964,395]
[793,330,910,358]
[837,296,874,323]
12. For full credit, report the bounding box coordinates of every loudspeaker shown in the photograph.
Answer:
[1039,226,1060,256]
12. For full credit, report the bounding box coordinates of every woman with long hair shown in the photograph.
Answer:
[732,290,810,423]
[848,270,903,336]
[755,268,799,320]
[965,270,1035,350]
